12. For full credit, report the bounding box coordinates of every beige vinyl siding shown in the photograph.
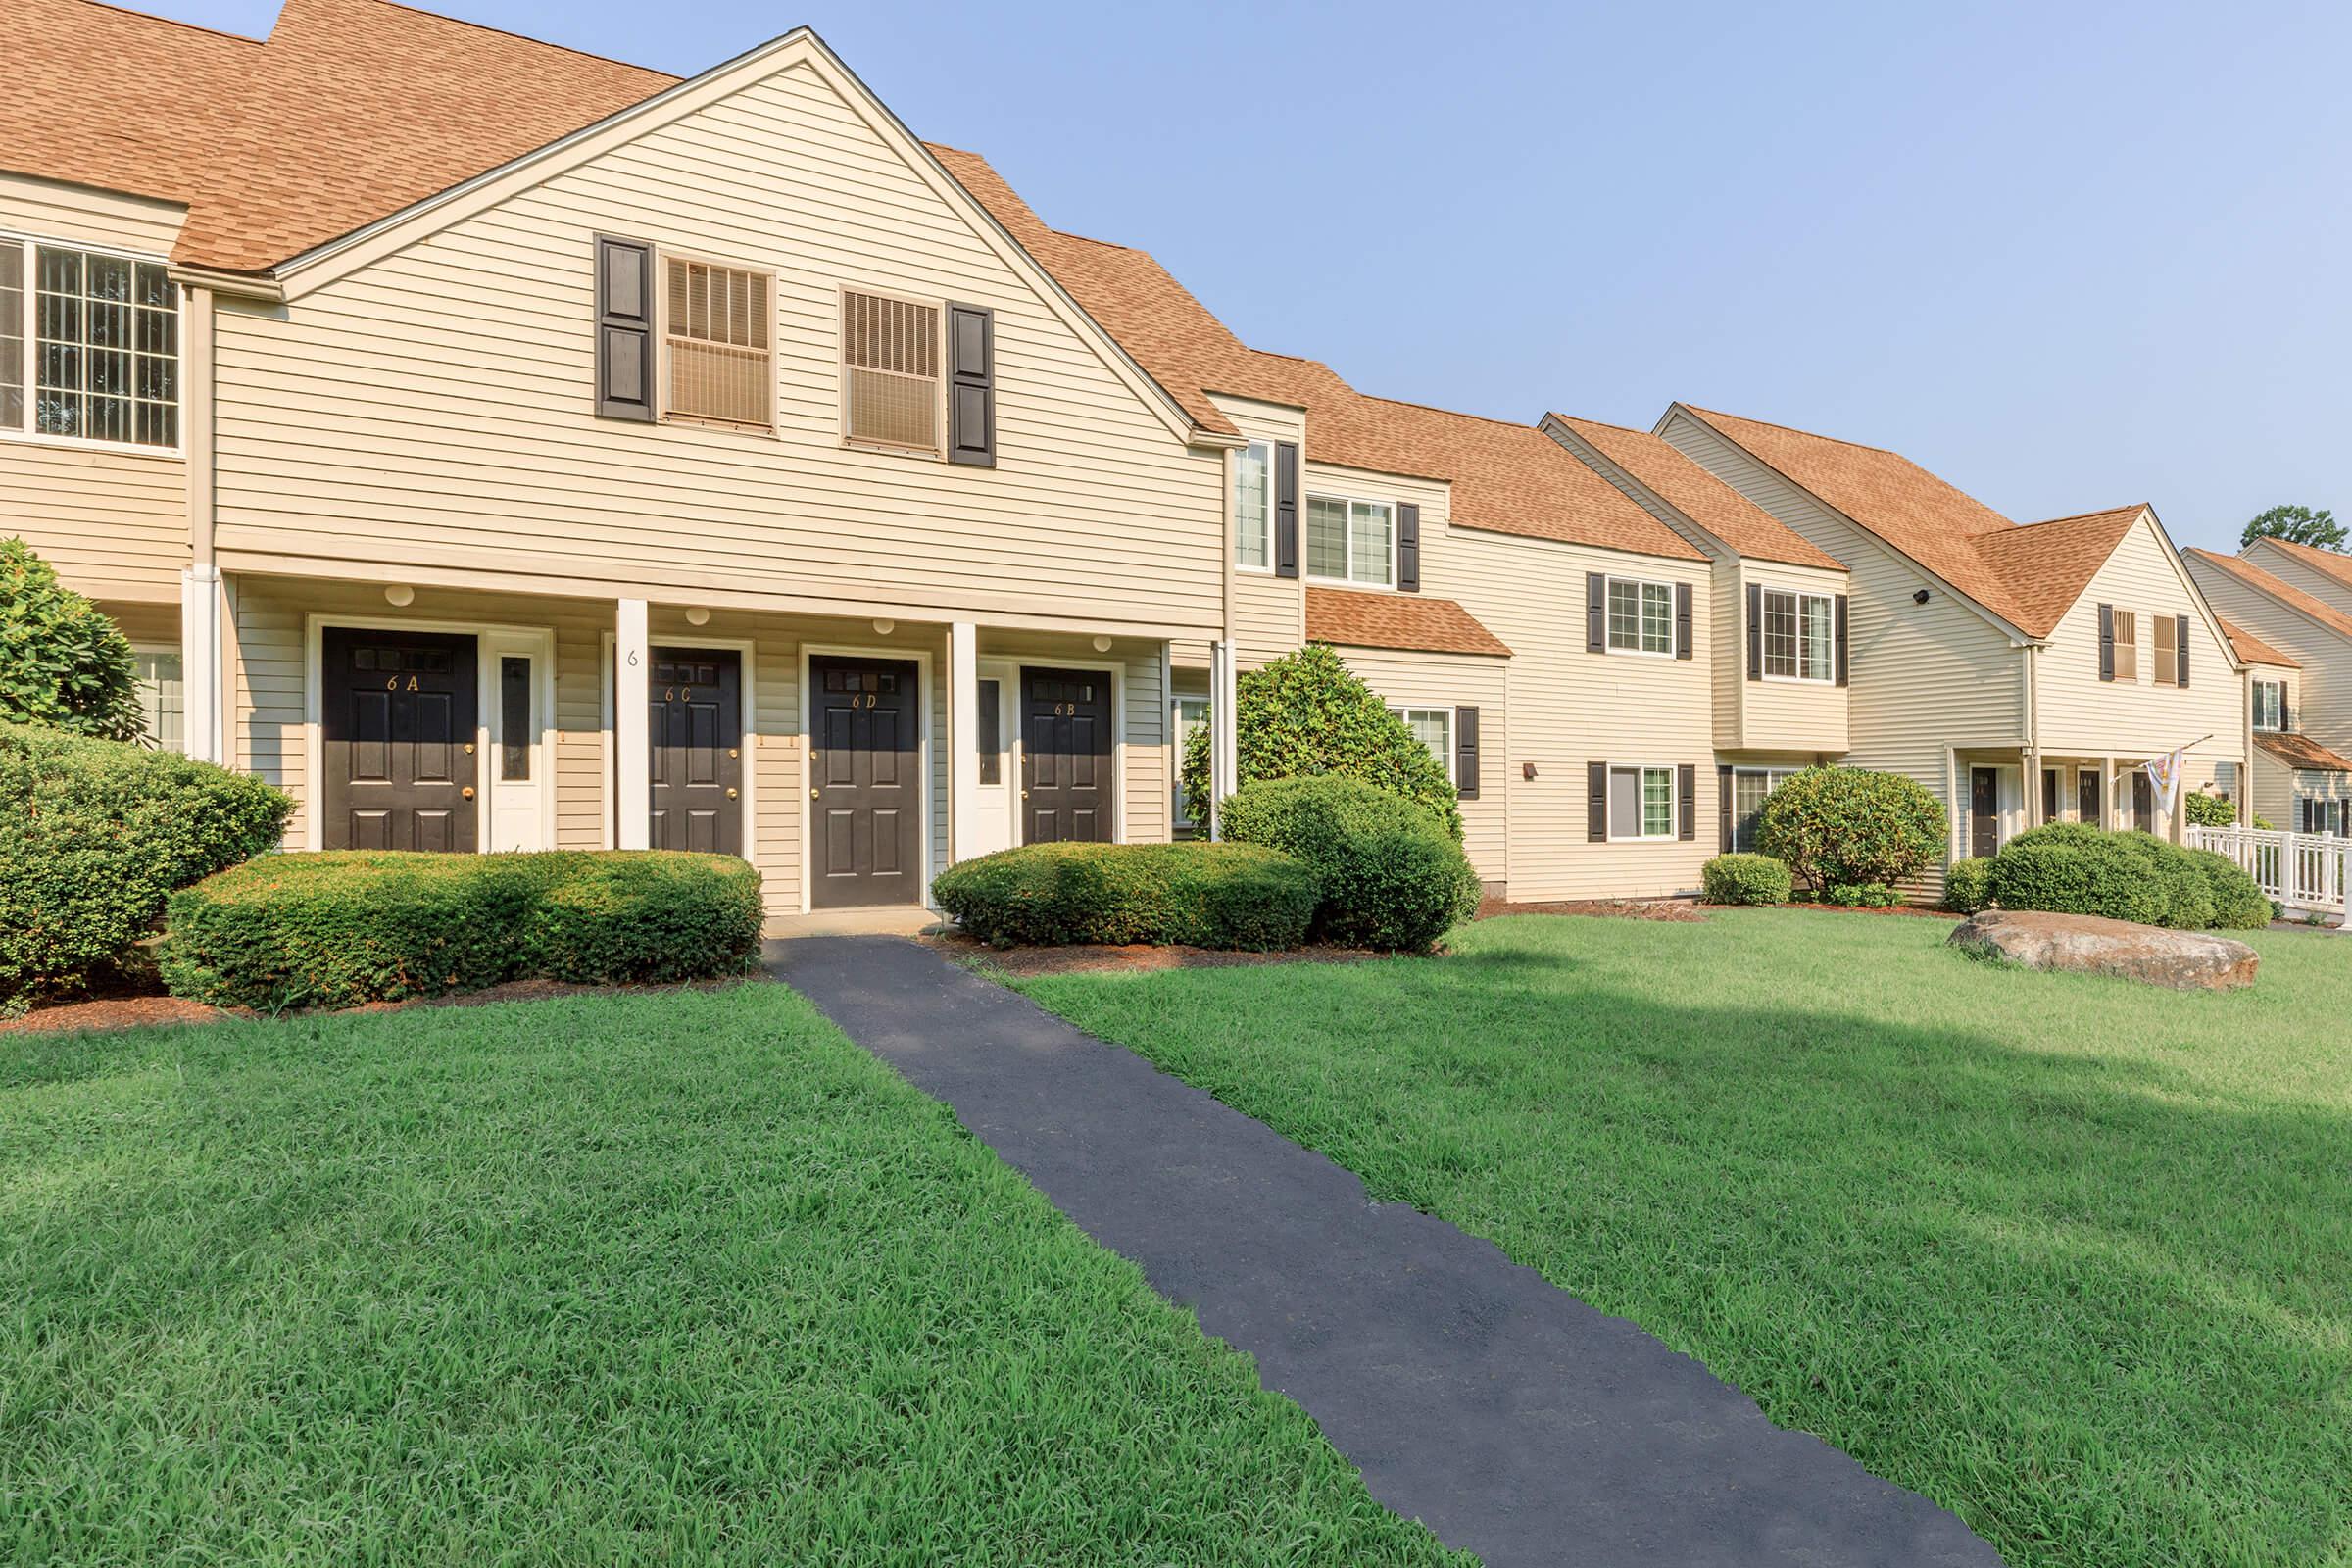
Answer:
[1335,646,1508,886]
[1662,409,2024,894]
[2252,753,2352,833]
[0,173,187,257]
[209,59,1221,635]
[2244,539,2352,617]
[1709,563,1740,747]
[1735,560,1851,754]
[1207,393,1307,667]
[0,441,187,602]
[2186,561,2352,759]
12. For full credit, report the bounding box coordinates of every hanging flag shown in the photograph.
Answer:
[2143,749,2185,820]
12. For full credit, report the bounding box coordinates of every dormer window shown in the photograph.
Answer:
[0,239,178,450]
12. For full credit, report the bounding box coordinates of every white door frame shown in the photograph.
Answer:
[303,614,555,854]
[971,657,1020,856]
[800,641,936,913]
[1011,660,1126,847]
[599,632,760,856]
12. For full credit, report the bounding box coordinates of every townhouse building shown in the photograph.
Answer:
[2187,551,2352,833]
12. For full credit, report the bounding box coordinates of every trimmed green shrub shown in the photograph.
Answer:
[1220,774,1481,953]
[1943,857,1994,914]
[1179,645,1463,839]
[930,841,1318,951]
[1757,766,1945,892]
[1,721,290,1009]
[160,851,762,1010]
[2183,790,2239,828]
[1984,823,2268,930]
[0,538,146,740]
[1701,853,1791,906]
[1822,882,1897,908]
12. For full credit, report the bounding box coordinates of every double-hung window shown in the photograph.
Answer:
[1232,441,1272,569]
[2253,679,2285,732]
[1171,696,1210,830]
[1305,494,1395,587]
[1730,766,1803,852]
[131,647,185,753]
[841,287,941,453]
[1391,707,1450,774]
[2111,610,2139,681]
[1760,588,1835,680]
[664,255,775,431]
[1609,764,1676,840]
[1605,576,1674,656]
[0,238,178,449]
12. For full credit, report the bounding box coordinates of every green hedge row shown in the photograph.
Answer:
[1220,775,1481,953]
[931,841,1319,951]
[161,851,765,1010]
[1982,823,2270,930]
[1,721,290,1009]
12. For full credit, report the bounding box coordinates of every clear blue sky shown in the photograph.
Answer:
[158,0,2350,553]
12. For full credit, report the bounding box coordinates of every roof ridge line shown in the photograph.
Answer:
[1682,402,1914,462]
[2016,503,2147,529]
[74,0,264,45]
[365,0,677,80]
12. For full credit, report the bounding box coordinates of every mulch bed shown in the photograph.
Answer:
[3,974,765,1037]
[1477,896,1705,922]
[1783,901,1958,920]
[923,931,1405,977]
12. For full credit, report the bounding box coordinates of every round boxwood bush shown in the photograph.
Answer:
[1984,823,2268,930]
[0,537,146,741]
[2181,846,2275,929]
[1179,645,1463,839]
[1701,853,1790,906]
[160,850,764,1010]
[1756,766,1944,893]
[1,720,290,1009]
[1220,775,1481,953]
[1943,857,1994,914]
[930,841,1318,951]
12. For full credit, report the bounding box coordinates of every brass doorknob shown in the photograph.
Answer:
[810,787,820,798]
[461,786,475,800]
[725,787,739,800]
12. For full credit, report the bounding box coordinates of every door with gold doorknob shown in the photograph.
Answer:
[647,647,744,854]
[321,626,478,852]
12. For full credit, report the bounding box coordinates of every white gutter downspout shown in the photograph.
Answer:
[179,284,226,766]
[2021,642,2038,827]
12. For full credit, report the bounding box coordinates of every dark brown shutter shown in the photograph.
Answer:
[2175,614,2190,687]
[1678,763,1696,841]
[1674,581,1693,660]
[1454,705,1479,797]
[594,234,655,422]
[1587,762,1608,842]
[2284,691,2295,732]
[1586,573,1606,653]
[1396,504,1421,592]
[1746,582,1763,681]
[1274,442,1300,578]
[1717,763,1733,852]
[945,302,995,466]
[1835,594,1850,687]
[2097,603,2115,681]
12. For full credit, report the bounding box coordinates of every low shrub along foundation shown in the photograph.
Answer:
[161,851,764,1010]
[932,841,1319,951]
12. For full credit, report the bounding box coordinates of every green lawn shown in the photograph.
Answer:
[0,984,1462,1566]
[1016,910,2352,1568]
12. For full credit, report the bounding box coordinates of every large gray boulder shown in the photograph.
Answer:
[1947,909,2258,991]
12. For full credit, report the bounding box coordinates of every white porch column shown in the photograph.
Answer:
[2102,754,2118,830]
[614,598,651,851]
[948,621,981,864]
[1209,639,1239,840]
[178,565,225,765]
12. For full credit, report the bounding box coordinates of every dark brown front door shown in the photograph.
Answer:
[2079,768,2102,826]
[2042,768,2061,825]
[1022,667,1112,844]
[2132,771,2155,833]
[649,647,742,854]
[810,656,922,907]
[1969,767,1999,858]
[322,626,477,852]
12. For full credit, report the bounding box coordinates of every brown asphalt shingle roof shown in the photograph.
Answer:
[2256,730,2352,775]
[2187,549,2352,646]
[2217,616,2297,669]
[1304,587,1511,659]
[1547,415,1842,571]
[1678,405,2175,639]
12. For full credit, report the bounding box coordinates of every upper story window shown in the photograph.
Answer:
[841,288,942,454]
[1606,575,1674,656]
[2254,679,2286,732]
[1233,441,1271,569]
[664,256,773,431]
[1761,588,1835,681]
[0,239,178,449]
[1306,494,1394,587]
[2111,609,2139,681]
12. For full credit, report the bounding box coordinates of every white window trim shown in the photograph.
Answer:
[1393,706,1451,779]
[1604,574,1677,659]
[1606,761,1679,843]
[836,280,948,460]
[1758,586,1837,684]
[1303,490,1398,591]
[1172,694,1210,828]
[2252,678,2285,732]
[0,229,184,460]
[1730,765,1802,851]
[128,641,186,754]
[1232,440,1275,574]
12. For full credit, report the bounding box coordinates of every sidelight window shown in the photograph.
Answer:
[499,656,532,782]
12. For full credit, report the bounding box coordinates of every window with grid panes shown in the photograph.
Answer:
[0,241,177,447]
[841,289,941,453]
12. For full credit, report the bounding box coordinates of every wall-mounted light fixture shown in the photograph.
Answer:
[685,607,710,627]
[1522,761,1538,781]
[1912,588,1931,606]
[872,618,896,636]
[1091,635,1113,653]
[384,584,416,607]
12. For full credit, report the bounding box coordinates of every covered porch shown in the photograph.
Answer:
[1950,742,2244,859]
[192,570,1228,923]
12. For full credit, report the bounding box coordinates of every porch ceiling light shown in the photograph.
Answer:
[873,618,896,635]
[685,607,710,626]
[384,584,415,607]
[1091,635,1112,652]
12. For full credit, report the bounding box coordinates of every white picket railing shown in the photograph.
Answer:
[2185,824,2351,925]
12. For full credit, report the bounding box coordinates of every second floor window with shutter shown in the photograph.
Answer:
[2254,680,2285,731]
[663,257,773,430]
[0,239,178,448]
[1606,576,1674,656]
[2111,610,2139,681]
[842,289,941,454]
[1233,441,1272,568]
